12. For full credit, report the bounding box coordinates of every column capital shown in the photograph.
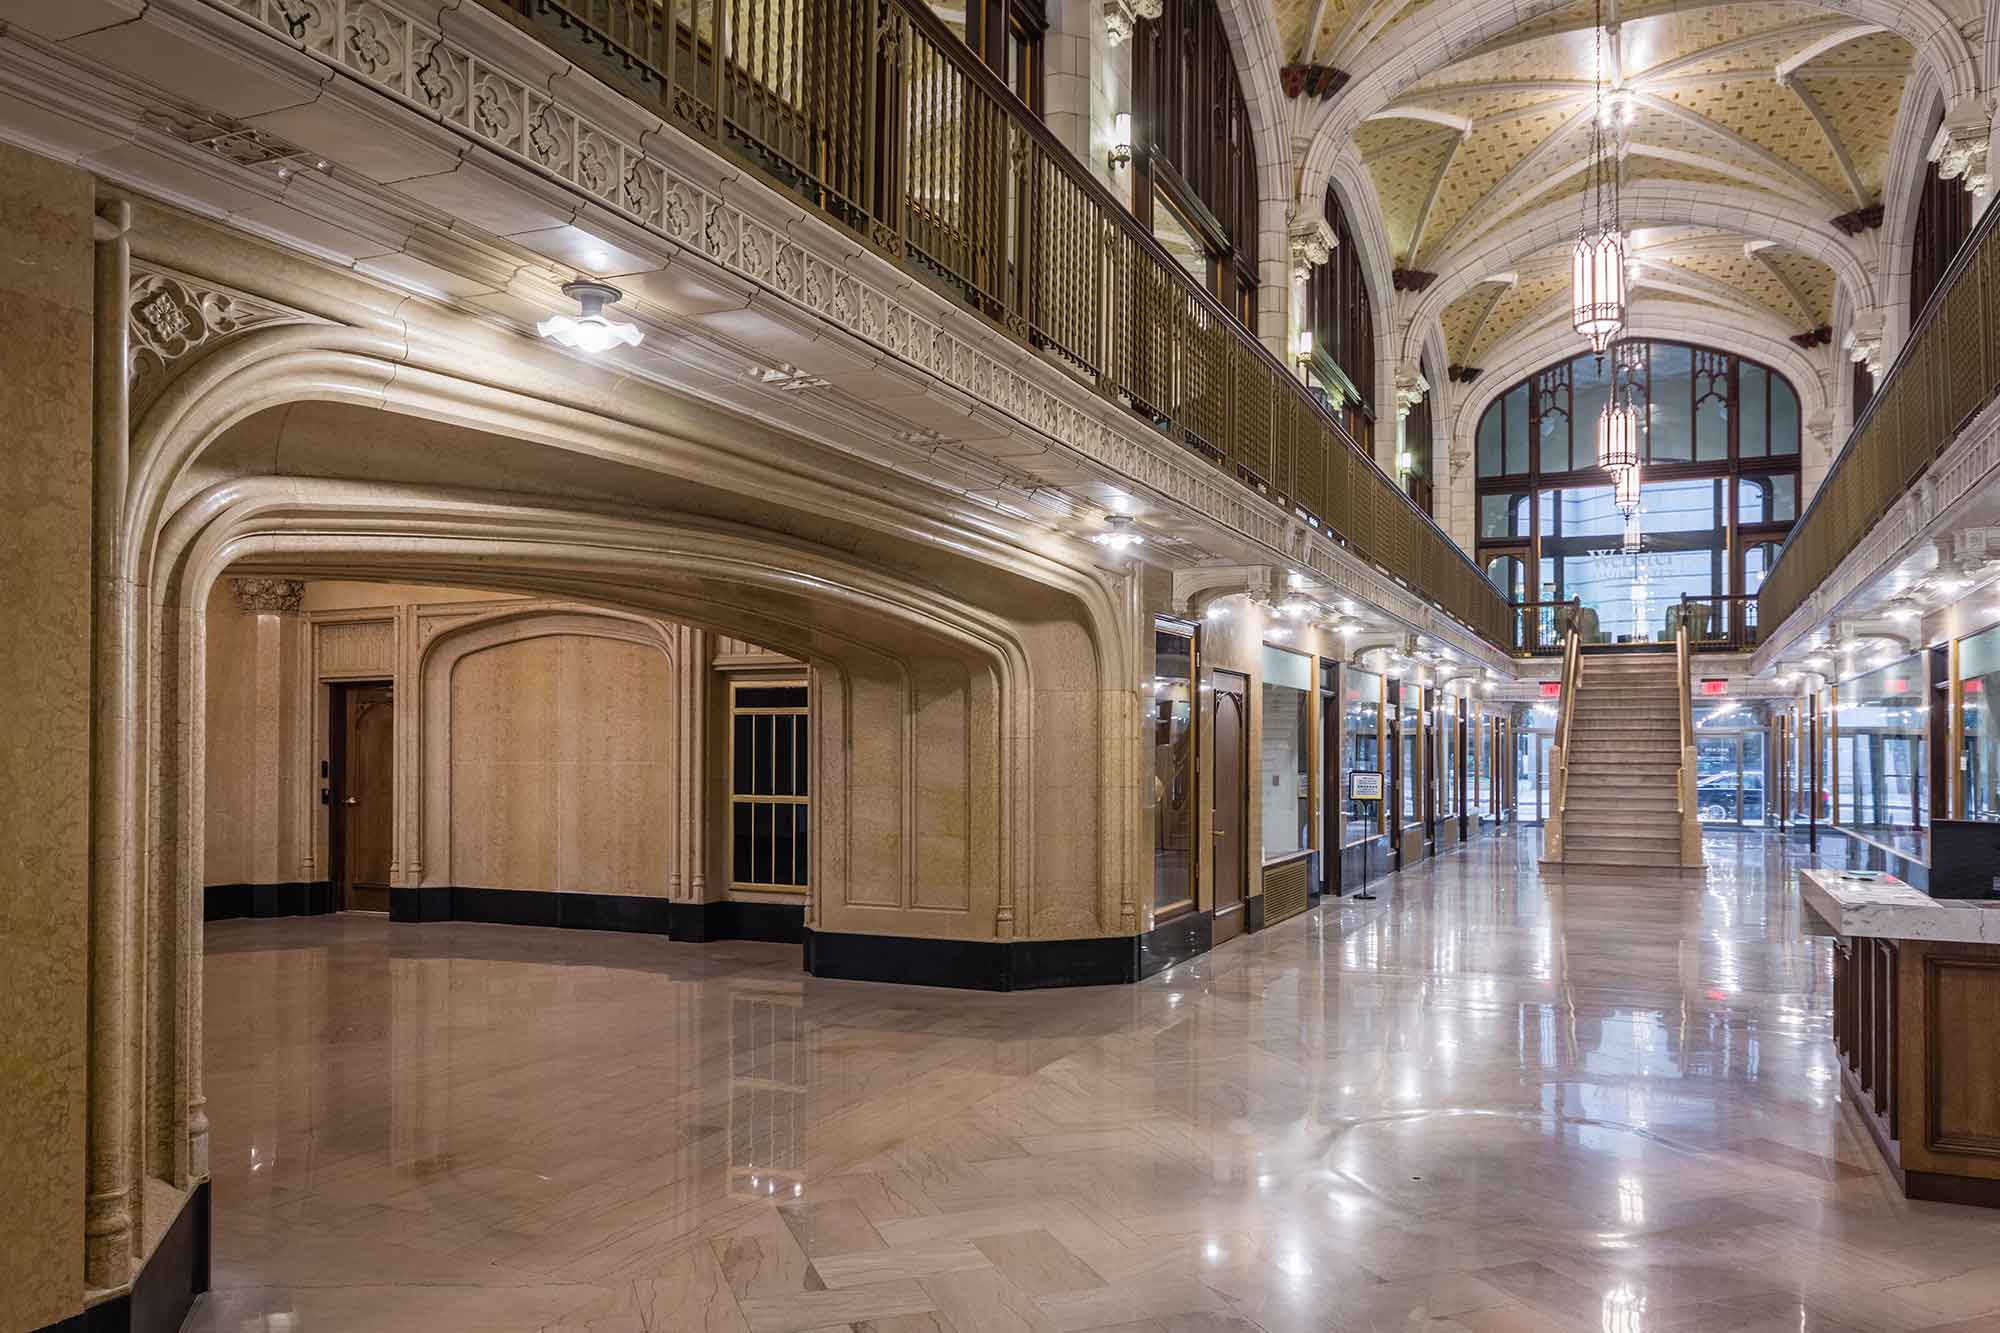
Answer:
[1843,311,1885,376]
[230,577,305,615]
[1932,102,1991,197]
[1288,215,1337,285]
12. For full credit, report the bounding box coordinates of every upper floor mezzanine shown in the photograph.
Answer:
[0,0,1522,666]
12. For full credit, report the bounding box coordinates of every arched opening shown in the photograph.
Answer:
[1472,337,1802,646]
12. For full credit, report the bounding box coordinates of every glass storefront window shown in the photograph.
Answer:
[1151,628,1194,911]
[1261,646,1312,858]
[1343,667,1383,845]
[1438,702,1459,818]
[1961,625,2000,821]
[1834,655,1929,859]
[1399,683,1421,826]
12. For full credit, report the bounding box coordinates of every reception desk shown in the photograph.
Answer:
[1802,869,2000,1206]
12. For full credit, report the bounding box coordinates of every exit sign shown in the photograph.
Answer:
[1539,681,1561,699]
[1700,679,1728,696]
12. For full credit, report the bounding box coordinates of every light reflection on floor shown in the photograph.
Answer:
[187,829,2000,1332]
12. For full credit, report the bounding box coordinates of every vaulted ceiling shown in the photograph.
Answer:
[1305,0,1931,379]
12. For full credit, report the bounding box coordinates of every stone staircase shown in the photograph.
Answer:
[1554,651,1691,871]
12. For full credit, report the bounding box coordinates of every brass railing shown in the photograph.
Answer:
[1678,593,1759,652]
[477,0,1513,648]
[1760,196,2000,635]
[1511,598,1581,655]
[1541,618,1582,862]
[1673,617,1702,868]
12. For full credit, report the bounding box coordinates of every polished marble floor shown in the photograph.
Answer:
[189,831,2000,1332]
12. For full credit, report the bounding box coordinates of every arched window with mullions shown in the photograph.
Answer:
[1473,337,1802,645]
[1132,0,1260,323]
[1301,188,1376,460]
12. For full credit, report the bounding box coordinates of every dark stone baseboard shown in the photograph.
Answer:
[389,886,804,942]
[804,910,1221,990]
[1137,909,1211,979]
[37,1181,209,1333]
[204,881,335,921]
[666,899,807,943]
[1244,892,1266,934]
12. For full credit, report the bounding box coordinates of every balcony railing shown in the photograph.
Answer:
[1678,593,1759,653]
[1510,598,1580,655]
[1759,196,2000,636]
[477,0,1512,649]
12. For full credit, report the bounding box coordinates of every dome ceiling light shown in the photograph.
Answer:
[1570,0,1626,357]
[1092,512,1145,549]
[537,280,643,353]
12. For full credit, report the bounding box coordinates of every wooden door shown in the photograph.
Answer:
[331,683,395,912]
[1211,670,1247,944]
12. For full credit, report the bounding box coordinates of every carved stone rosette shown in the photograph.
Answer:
[230,578,306,614]
[128,267,318,417]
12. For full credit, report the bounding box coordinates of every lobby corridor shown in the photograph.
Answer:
[190,833,2000,1332]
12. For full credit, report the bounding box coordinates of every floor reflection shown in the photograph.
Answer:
[190,831,2000,1332]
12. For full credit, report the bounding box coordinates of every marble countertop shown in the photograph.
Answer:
[1800,868,2000,944]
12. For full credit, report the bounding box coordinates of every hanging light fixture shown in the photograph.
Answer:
[1596,393,1640,473]
[1571,0,1626,356]
[537,280,643,352]
[1613,463,1642,517]
[1596,338,1642,478]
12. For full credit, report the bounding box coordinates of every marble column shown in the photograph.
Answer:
[0,141,96,1327]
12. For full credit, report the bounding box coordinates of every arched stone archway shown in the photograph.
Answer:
[91,221,1153,1295]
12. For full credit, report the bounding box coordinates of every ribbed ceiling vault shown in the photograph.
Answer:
[1253,0,1984,390]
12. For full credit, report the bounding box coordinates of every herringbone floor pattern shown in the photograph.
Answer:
[188,830,2000,1331]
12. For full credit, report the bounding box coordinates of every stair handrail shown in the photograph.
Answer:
[1543,609,1584,862]
[1675,619,1704,868]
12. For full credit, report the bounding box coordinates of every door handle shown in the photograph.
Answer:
[343,796,359,806]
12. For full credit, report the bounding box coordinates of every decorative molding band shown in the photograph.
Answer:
[201,0,1510,671]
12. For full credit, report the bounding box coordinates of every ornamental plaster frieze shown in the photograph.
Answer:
[130,265,328,417]
[228,575,305,612]
[1753,392,2000,672]
[188,0,1505,666]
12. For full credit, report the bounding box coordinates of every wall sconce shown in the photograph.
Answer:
[1396,449,1414,473]
[1294,329,1313,364]
[1108,113,1133,170]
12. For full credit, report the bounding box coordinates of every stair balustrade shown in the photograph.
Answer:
[1541,618,1583,862]
[1675,619,1703,868]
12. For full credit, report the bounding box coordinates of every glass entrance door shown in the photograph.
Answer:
[1695,732,1767,824]
[1517,728,1554,822]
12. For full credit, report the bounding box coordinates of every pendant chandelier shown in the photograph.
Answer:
[1596,394,1640,473]
[1571,0,1626,355]
[1613,461,1642,517]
